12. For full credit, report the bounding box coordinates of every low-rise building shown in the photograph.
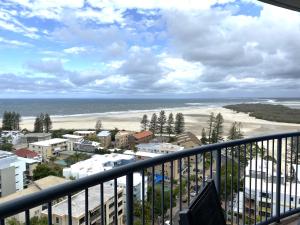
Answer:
[74,140,101,153]
[97,131,111,148]
[63,154,145,201]
[0,176,69,223]
[1,130,24,145]
[21,133,52,145]
[175,132,201,149]
[115,131,134,148]
[42,184,124,225]
[74,131,96,139]
[14,148,42,161]
[29,138,70,160]
[62,134,83,151]
[136,143,184,154]
[132,131,153,144]
[124,150,180,180]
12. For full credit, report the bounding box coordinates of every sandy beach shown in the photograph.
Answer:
[19,107,300,138]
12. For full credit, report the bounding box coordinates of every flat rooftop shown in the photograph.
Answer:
[30,138,68,147]
[0,176,69,204]
[123,150,162,158]
[24,133,51,138]
[48,184,120,218]
[62,134,83,139]
[74,131,96,134]
[97,131,111,137]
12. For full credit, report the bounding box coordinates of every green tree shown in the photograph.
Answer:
[2,111,21,130]
[65,153,90,165]
[43,113,52,133]
[220,160,239,200]
[0,142,13,151]
[157,110,167,136]
[174,113,185,134]
[51,129,74,138]
[95,119,102,132]
[166,113,174,136]
[211,113,224,143]
[140,114,149,131]
[30,217,48,225]
[7,217,47,225]
[110,128,119,141]
[33,164,62,180]
[149,113,158,135]
[34,116,43,133]
[146,186,177,218]
[207,112,215,143]
[228,122,244,140]
[200,128,208,145]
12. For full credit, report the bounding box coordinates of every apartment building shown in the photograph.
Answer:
[0,176,69,223]
[62,134,83,151]
[115,131,134,148]
[74,131,96,139]
[132,131,153,144]
[21,133,52,145]
[97,131,111,148]
[74,140,101,153]
[63,154,145,201]
[42,185,124,225]
[0,150,26,197]
[15,148,42,161]
[232,157,298,223]
[29,138,70,160]
[124,143,184,180]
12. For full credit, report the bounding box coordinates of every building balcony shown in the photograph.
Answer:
[1,132,300,225]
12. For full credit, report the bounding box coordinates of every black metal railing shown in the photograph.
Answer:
[1,132,300,225]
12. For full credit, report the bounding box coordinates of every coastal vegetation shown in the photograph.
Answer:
[224,103,300,124]
[33,164,62,180]
[34,113,52,133]
[201,112,225,144]
[1,111,21,130]
[141,111,185,135]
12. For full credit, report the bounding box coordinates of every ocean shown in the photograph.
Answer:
[0,98,299,118]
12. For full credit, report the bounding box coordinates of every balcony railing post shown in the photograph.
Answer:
[126,173,134,225]
[215,149,221,195]
[276,138,282,223]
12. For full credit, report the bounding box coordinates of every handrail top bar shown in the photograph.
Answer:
[0,131,300,218]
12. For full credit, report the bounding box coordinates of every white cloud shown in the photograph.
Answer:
[63,47,86,54]
[76,7,125,25]
[0,36,31,47]
[87,0,235,10]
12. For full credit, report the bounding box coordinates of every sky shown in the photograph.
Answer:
[0,0,300,98]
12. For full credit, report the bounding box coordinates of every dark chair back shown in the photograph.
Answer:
[179,180,226,225]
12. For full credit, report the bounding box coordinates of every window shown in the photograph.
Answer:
[291,197,294,202]
[118,210,123,216]
[56,217,59,224]
[109,202,114,209]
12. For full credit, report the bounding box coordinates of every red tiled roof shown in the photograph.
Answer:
[133,131,153,140]
[15,148,38,158]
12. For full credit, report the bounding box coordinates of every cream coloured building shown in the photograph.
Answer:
[42,184,124,225]
[29,138,70,160]
[74,131,96,139]
[115,131,134,148]
[0,176,69,224]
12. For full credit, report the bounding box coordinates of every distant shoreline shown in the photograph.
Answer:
[224,103,300,124]
[18,106,300,138]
